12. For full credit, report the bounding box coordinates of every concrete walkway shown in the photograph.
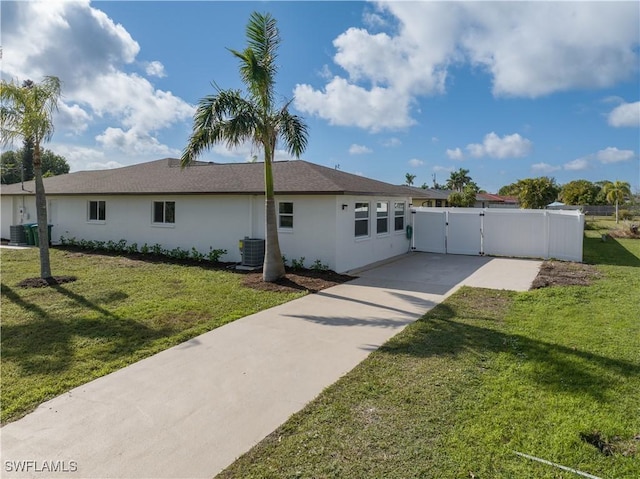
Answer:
[1,253,541,479]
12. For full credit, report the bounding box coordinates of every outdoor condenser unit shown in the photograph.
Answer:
[239,237,265,267]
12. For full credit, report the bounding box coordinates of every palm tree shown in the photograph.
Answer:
[405,173,416,186]
[181,12,308,282]
[1,76,62,280]
[446,168,471,192]
[603,180,631,223]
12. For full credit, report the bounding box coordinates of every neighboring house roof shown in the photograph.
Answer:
[0,158,412,197]
[399,186,453,200]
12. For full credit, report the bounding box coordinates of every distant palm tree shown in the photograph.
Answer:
[446,168,471,192]
[603,180,631,223]
[181,12,308,282]
[1,76,62,280]
[405,173,416,186]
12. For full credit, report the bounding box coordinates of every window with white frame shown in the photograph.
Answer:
[279,202,293,229]
[376,201,389,234]
[354,202,369,237]
[394,202,405,231]
[153,201,175,224]
[88,200,106,222]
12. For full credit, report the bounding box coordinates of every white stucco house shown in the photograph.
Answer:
[0,158,415,273]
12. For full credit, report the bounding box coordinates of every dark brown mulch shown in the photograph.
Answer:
[18,276,77,288]
[530,260,601,289]
[241,269,356,293]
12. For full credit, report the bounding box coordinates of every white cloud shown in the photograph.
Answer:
[408,159,424,167]
[295,2,638,131]
[56,102,92,134]
[433,165,454,173]
[86,160,125,170]
[564,158,590,171]
[446,148,464,160]
[466,132,532,159]
[349,144,372,155]
[145,61,166,78]
[531,162,561,174]
[382,137,401,147]
[1,1,193,165]
[294,78,415,132]
[608,101,640,127]
[95,127,181,157]
[595,147,635,164]
[49,143,108,172]
[431,137,439,143]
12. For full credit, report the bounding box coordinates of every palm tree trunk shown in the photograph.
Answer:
[33,143,53,280]
[615,199,619,224]
[262,147,285,282]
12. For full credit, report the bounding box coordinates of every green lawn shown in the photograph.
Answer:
[0,248,303,424]
[218,227,639,478]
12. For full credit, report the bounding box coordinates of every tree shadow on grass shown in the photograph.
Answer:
[379,302,639,402]
[583,236,640,267]
[1,283,170,375]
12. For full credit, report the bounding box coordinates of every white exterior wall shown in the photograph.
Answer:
[2,193,412,272]
[335,196,411,273]
[1,195,38,240]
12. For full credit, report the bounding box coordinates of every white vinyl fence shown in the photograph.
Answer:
[411,208,584,262]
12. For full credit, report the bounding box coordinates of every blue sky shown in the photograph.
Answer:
[2,1,639,193]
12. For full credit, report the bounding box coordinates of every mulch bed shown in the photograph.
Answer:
[18,276,78,288]
[530,260,601,289]
[240,269,355,293]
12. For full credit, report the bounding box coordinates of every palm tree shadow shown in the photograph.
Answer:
[380,303,639,402]
[1,283,169,375]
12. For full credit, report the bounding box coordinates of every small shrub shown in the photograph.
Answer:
[140,243,150,255]
[310,259,329,271]
[191,247,205,262]
[291,257,305,270]
[167,247,190,260]
[127,243,138,254]
[207,247,227,263]
[616,209,634,221]
[151,243,164,256]
[105,240,118,252]
[281,255,288,267]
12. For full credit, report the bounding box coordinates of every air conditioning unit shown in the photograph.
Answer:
[239,237,265,268]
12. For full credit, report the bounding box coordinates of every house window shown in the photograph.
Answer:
[88,201,106,222]
[394,202,405,231]
[153,201,175,224]
[279,202,293,229]
[354,202,369,237]
[376,201,389,234]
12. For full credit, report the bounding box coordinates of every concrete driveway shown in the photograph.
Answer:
[0,252,541,479]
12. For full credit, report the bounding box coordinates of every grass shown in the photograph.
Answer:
[218,222,640,478]
[0,248,304,424]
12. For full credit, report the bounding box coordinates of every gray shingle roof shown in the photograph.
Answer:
[0,158,412,197]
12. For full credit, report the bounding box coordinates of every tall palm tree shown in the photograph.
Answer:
[1,76,62,280]
[405,173,416,186]
[603,180,631,223]
[446,168,471,192]
[181,12,308,282]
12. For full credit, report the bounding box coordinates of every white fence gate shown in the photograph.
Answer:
[411,208,584,262]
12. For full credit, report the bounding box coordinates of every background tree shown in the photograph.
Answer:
[1,76,62,280]
[446,168,472,192]
[513,177,560,209]
[448,184,478,207]
[0,150,22,184]
[405,173,416,186]
[1,148,69,184]
[181,12,308,282]
[559,179,601,205]
[498,182,520,196]
[603,180,631,223]
[41,149,70,177]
